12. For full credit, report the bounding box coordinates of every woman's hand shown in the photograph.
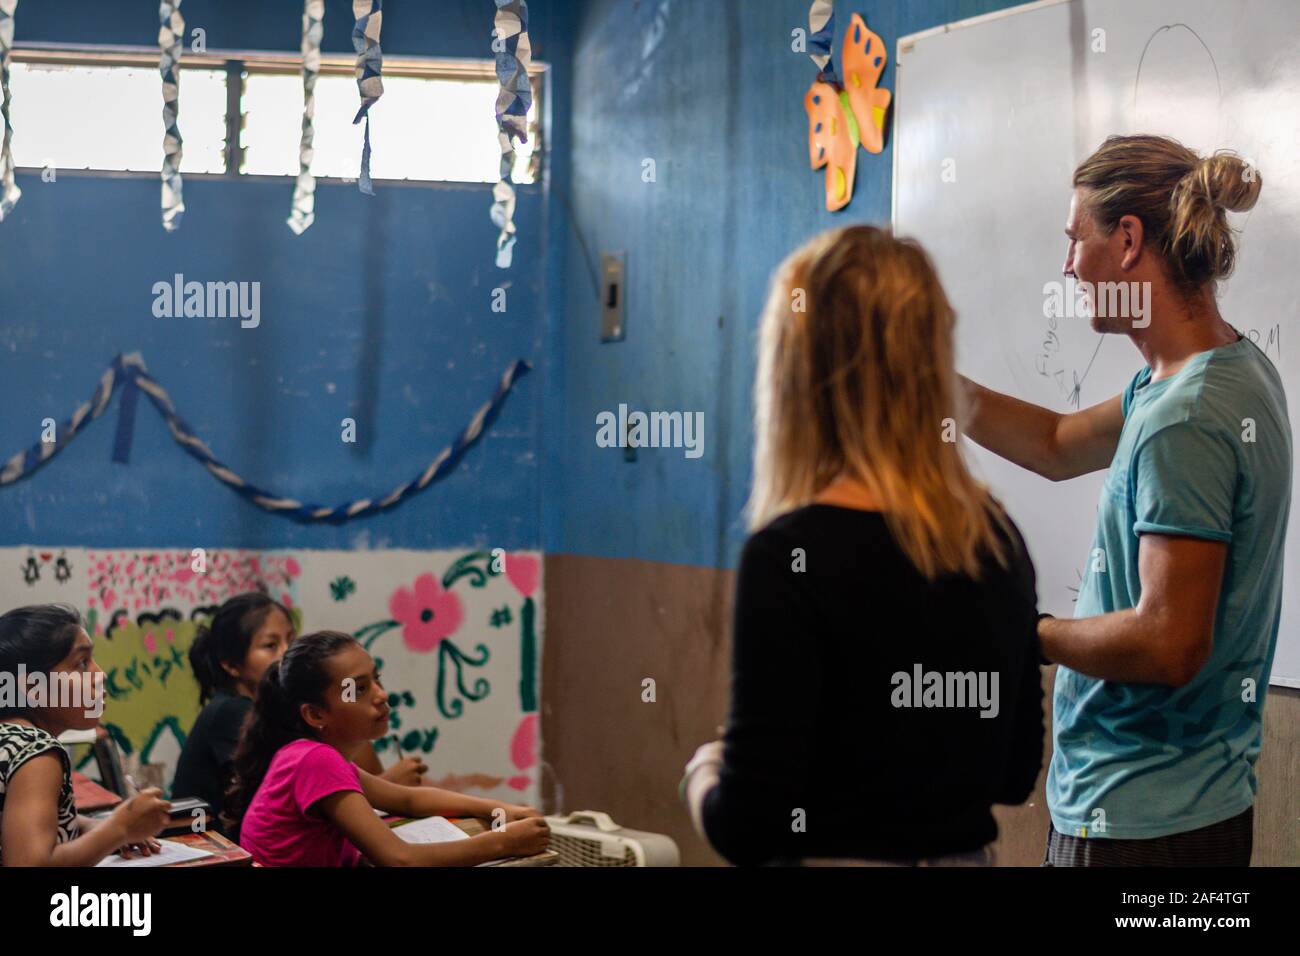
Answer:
[380,756,429,787]
[107,787,171,846]
[682,740,724,788]
[681,740,724,839]
[116,837,164,859]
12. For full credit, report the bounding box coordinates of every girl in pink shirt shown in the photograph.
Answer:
[228,631,549,866]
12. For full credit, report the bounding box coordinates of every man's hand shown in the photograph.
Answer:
[1039,533,1226,685]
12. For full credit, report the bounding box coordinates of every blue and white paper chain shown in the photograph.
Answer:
[491,0,532,270]
[351,0,383,196]
[287,0,325,234]
[159,0,185,231]
[0,0,20,221]
[0,353,533,523]
[808,0,837,84]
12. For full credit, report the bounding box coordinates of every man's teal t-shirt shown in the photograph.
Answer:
[1047,335,1292,840]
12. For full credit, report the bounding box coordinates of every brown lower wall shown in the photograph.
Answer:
[541,553,1299,866]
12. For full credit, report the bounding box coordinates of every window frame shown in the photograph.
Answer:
[8,42,546,189]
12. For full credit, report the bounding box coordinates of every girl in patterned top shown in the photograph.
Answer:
[0,604,171,866]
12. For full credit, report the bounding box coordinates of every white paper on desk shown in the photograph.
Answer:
[391,816,470,845]
[95,841,213,867]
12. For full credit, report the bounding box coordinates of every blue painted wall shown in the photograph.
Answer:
[0,0,1030,566]
[546,0,1022,569]
[0,0,573,551]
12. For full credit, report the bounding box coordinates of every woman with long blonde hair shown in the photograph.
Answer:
[682,225,1044,866]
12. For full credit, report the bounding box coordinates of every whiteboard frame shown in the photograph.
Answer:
[891,0,1071,230]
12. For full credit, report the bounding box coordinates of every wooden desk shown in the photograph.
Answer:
[72,771,121,813]
[162,829,253,867]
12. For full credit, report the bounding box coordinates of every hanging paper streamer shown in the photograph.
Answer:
[351,0,383,196]
[0,0,20,222]
[287,0,325,234]
[491,0,532,270]
[159,0,185,231]
[807,0,837,84]
[0,353,533,524]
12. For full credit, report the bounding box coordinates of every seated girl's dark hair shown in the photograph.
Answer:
[0,604,85,719]
[224,630,359,825]
[189,592,292,705]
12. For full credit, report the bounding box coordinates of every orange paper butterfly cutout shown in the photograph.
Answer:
[805,13,892,212]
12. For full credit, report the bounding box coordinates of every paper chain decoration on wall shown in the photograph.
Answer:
[159,0,185,231]
[1,0,517,242]
[351,0,384,197]
[803,3,892,212]
[0,0,20,221]
[287,0,325,234]
[286,0,383,232]
[0,352,532,523]
[156,0,385,234]
[491,0,533,269]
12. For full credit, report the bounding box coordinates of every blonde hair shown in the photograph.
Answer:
[747,225,1010,581]
[1073,134,1262,291]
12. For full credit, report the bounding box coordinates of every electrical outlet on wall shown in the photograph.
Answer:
[601,253,626,342]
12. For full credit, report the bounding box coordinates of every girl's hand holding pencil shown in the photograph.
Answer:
[381,736,430,786]
[381,755,429,786]
[108,774,171,858]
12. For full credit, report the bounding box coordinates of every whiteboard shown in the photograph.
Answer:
[892,0,1300,686]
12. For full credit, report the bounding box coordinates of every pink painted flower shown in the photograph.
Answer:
[505,553,540,598]
[388,573,464,653]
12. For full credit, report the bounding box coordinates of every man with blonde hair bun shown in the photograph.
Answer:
[963,134,1291,866]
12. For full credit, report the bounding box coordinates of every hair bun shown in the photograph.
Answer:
[1194,152,1262,213]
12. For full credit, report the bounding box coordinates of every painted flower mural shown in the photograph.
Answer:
[357,557,497,721]
[389,572,465,653]
[1,546,542,805]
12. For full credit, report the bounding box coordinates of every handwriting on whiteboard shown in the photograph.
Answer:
[1241,324,1281,362]
[1034,311,1105,410]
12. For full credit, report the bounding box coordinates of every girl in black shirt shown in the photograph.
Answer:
[682,226,1043,866]
[173,593,296,832]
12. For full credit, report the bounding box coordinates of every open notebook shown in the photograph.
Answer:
[390,816,508,866]
[94,841,212,868]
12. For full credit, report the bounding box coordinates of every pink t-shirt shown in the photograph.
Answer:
[239,739,365,867]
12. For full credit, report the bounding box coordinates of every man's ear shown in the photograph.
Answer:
[1116,214,1145,270]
